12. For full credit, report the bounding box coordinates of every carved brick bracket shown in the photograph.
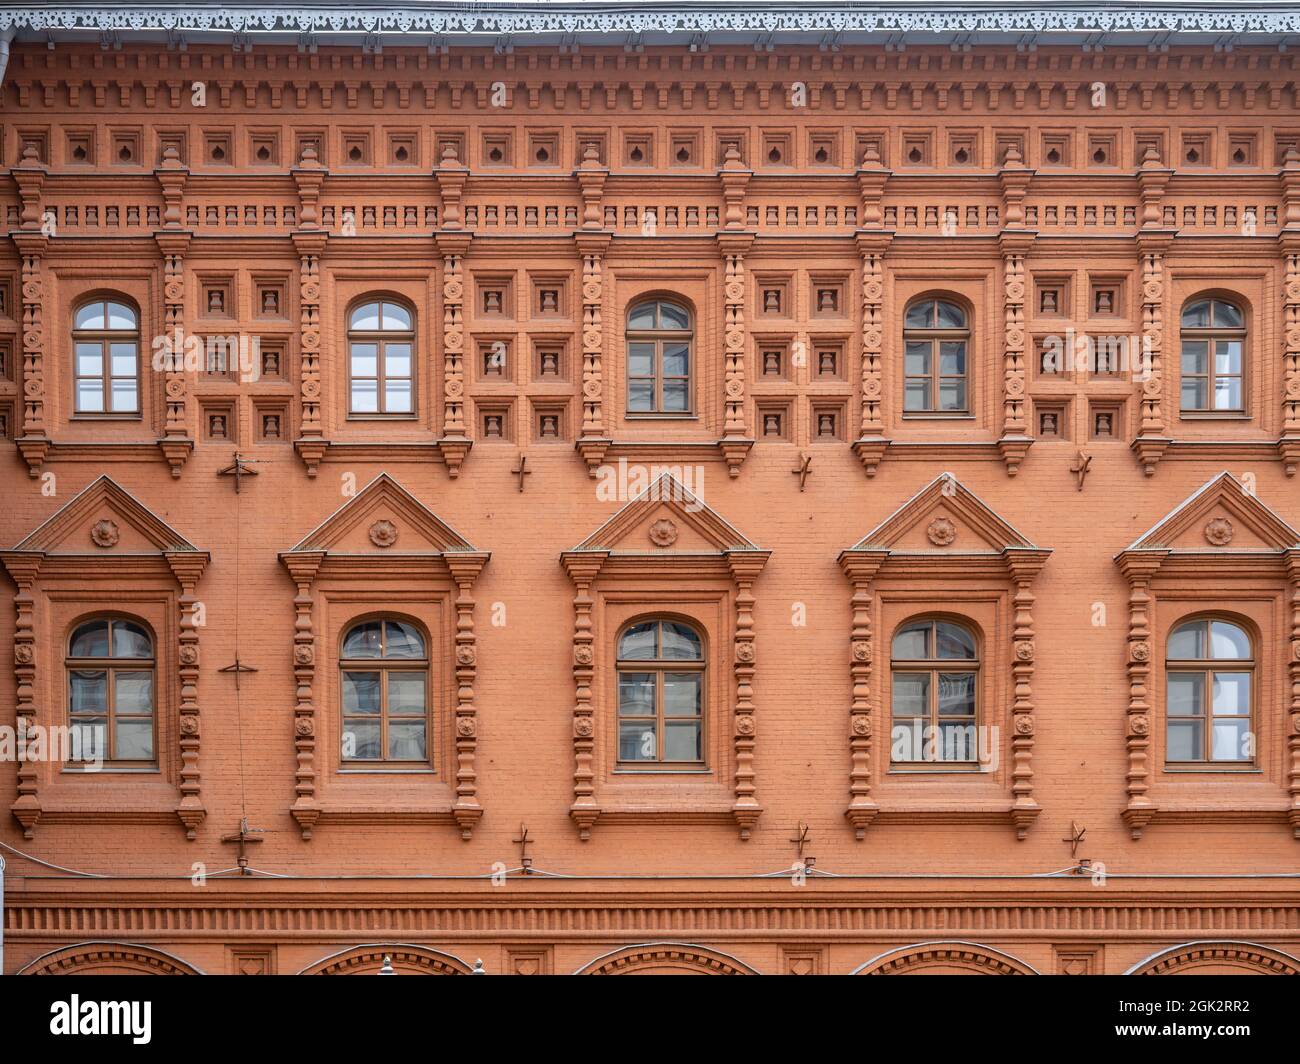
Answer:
[838,549,886,837]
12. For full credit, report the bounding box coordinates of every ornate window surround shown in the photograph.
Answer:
[1115,471,1300,839]
[0,475,209,839]
[278,473,488,839]
[560,472,769,840]
[838,473,1050,839]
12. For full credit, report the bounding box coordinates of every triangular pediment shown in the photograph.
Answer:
[10,475,200,555]
[848,473,1036,554]
[286,473,478,555]
[572,473,763,554]
[1124,472,1300,553]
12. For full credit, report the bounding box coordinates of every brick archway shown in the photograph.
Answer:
[18,942,202,976]
[852,941,1038,975]
[574,942,760,975]
[298,944,474,975]
[1126,941,1300,976]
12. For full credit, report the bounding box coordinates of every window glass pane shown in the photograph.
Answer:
[387,672,426,714]
[381,302,412,331]
[661,379,689,412]
[110,344,138,376]
[106,303,136,330]
[110,380,138,412]
[350,343,378,377]
[1181,300,1211,328]
[903,380,930,412]
[70,670,107,711]
[904,341,930,376]
[1213,378,1242,411]
[76,344,103,376]
[628,303,656,329]
[1179,378,1206,411]
[1211,672,1251,715]
[342,621,383,658]
[935,622,975,658]
[939,721,977,761]
[1212,301,1243,328]
[661,342,689,377]
[1166,719,1202,761]
[892,624,929,660]
[938,380,966,411]
[935,301,966,328]
[617,672,654,716]
[660,622,702,659]
[891,672,929,716]
[69,719,106,762]
[664,721,701,761]
[937,672,975,715]
[342,672,380,713]
[619,622,657,659]
[114,719,154,760]
[351,379,378,413]
[344,721,380,760]
[1215,340,1242,375]
[384,343,411,378]
[70,620,111,657]
[385,379,413,413]
[384,620,425,658]
[627,379,654,412]
[651,302,685,330]
[1166,673,1204,716]
[628,342,655,377]
[663,673,702,717]
[350,302,381,330]
[75,302,105,329]
[904,301,932,328]
[1168,622,1205,659]
[1211,719,1250,761]
[939,341,966,375]
[388,720,427,760]
[1180,340,1208,375]
[619,721,656,760]
[1209,622,1250,660]
[114,671,153,713]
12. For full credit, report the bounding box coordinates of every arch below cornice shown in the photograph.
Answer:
[298,943,474,975]
[574,941,760,975]
[18,942,202,976]
[851,941,1039,975]
[1126,941,1300,976]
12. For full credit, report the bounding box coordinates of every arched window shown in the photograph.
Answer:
[73,298,139,415]
[903,297,968,414]
[1180,297,1245,413]
[66,617,154,763]
[340,618,429,763]
[348,299,414,415]
[626,299,692,414]
[616,618,704,765]
[890,618,978,762]
[1166,617,1253,763]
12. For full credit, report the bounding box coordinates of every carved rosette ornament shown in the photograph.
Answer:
[1281,230,1300,474]
[926,517,957,547]
[435,223,474,477]
[13,148,50,476]
[729,554,766,839]
[719,248,751,476]
[283,553,323,839]
[1133,239,1171,476]
[1288,553,1300,837]
[167,553,208,840]
[839,552,884,838]
[564,557,603,839]
[648,519,678,547]
[368,520,399,548]
[576,237,611,474]
[1119,554,1162,837]
[0,554,42,836]
[90,519,120,548]
[1204,518,1234,546]
[1006,552,1044,839]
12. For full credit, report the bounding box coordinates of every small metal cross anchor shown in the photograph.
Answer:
[789,821,814,867]
[217,452,260,493]
[220,816,264,874]
[791,452,812,491]
[512,823,533,872]
[1062,820,1087,858]
[1070,450,1092,490]
[511,453,532,492]
[218,655,259,690]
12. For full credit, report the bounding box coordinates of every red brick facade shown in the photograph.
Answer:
[2,7,1300,976]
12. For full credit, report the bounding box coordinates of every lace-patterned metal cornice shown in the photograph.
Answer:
[3,3,1300,40]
